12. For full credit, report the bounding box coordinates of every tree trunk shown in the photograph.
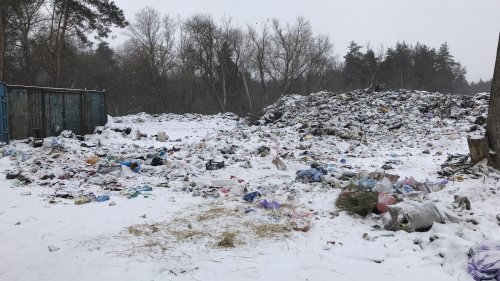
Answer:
[467,136,488,164]
[221,65,227,112]
[486,33,500,169]
[0,4,5,82]
[52,5,70,87]
[241,70,252,116]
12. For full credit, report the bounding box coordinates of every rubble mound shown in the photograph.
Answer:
[259,90,489,142]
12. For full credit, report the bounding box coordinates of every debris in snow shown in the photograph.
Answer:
[48,245,60,252]
[386,201,459,232]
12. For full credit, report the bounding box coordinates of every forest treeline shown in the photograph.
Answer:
[0,1,492,116]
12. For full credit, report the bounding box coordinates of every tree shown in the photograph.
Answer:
[234,27,254,116]
[412,42,436,90]
[183,14,222,111]
[126,7,176,111]
[434,42,456,92]
[380,42,413,89]
[46,0,127,87]
[360,45,381,88]
[216,17,240,112]
[343,41,363,90]
[468,79,492,95]
[0,0,12,81]
[247,20,270,105]
[9,0,44,81]
[485,34,500,169]
[266,16,331,97]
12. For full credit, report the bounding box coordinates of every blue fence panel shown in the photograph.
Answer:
[63,93,82,134]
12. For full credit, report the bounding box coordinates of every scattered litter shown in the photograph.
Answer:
[272,156,287,170]
[206,160,224,171]
[48,245,60,252]
[243,191,261,203]
[258,146,270,157]
[259,199,280,209]
[157,132,168,142]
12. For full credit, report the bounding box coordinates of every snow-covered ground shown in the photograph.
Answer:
[0,91,499,281]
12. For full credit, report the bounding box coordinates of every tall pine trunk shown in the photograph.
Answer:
[0,3,6,82]
[486,33,500,169]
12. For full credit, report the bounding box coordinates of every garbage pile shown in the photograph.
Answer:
[313,164,454,231]
[259,90,489,144]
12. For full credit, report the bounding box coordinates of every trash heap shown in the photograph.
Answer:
[330,167,455,232]
[259,90,489,144]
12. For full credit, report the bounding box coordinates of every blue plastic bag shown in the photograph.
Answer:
[296,168,323,182]
[358,178,377,190]
[121,160,141,173]
[243,191,261,203]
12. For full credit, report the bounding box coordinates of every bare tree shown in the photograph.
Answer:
[126,7,176,110]
[247,20,270,105]
[9,0,45,78]
[233,30,254,116]
[183,14,222,111]
[177,16,198,112]
[266,16,332,97]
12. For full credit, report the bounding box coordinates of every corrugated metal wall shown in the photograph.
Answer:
[2,84,107,141]
[0,84,8,143]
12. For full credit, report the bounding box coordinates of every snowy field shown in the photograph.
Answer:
[1,90,499,281]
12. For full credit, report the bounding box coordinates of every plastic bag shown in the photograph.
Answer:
[377,193,396,213]
[373,177,393,193]
[468,250,500,281]
[358,178,377,190]
[386,201,459,232]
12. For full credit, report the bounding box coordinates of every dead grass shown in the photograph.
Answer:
[217,232,237,248]
[127,226,143,236]
[142,240,168,253]
[250,223,291,238]
[127,223,162,236]
[170,229,204,240]
[197,207,226,221]
[118,200,302,258]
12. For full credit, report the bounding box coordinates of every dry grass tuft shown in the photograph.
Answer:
[170,229,204,240]
[217,232,237,248]
[197,207,226,221]
[128,226,143,236]
[250,223,291,238]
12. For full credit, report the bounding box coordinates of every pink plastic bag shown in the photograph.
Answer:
[377,192,396,213]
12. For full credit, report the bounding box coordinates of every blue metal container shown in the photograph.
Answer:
[0,83,107,143]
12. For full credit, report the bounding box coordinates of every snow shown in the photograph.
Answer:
[0,91,498,281]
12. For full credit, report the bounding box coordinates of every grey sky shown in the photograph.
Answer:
[111,0,500,82]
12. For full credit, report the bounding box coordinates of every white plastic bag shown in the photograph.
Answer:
[373,177,393,193]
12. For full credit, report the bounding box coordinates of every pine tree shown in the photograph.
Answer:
[47,0,127,87]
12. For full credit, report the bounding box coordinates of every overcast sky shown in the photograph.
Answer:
[110,0,500,82]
